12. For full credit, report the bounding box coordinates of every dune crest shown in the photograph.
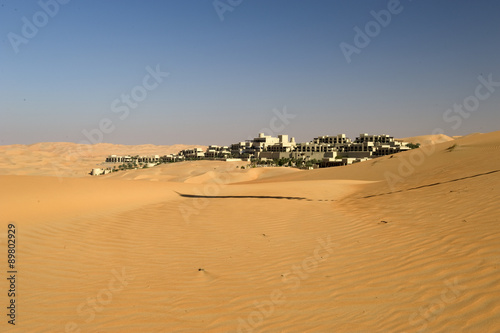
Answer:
[398,133,454,146]
[1,131,499,332]
[0,142,206,177]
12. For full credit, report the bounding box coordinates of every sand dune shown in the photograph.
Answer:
[398,134,454,146]
[0,142,206,177]
[0,132,499,332]
[105,160,302,184]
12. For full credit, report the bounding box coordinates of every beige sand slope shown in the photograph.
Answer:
[398,134,454,146]
[0,132,499,332]
[0,142,206,177]
[105,160,302,184]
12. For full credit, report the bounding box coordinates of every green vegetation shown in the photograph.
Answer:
[406,143,421,149]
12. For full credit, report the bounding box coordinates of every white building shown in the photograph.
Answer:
[204,145,231,159]
[341,134,410,158]
[91,168,111,176]
[106,155,160,163]
[181,148,205,159]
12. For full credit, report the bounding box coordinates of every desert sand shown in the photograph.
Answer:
[0,132,499,332]
[397,134,454,147]
[0,143,206,177]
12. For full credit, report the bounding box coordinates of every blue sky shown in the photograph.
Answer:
[1,0,499,145]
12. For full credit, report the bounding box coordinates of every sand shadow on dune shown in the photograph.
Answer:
[175,191,309,201]
[362,169,500,199]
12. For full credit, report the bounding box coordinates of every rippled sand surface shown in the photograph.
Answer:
[0,132,499,332]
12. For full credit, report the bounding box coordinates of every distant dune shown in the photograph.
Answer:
[397,133,454,146]
[0,142,206,177]
[0,132,499,332]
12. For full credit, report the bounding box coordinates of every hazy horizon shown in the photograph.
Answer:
[0,130,480,148]
[1,0,499,146]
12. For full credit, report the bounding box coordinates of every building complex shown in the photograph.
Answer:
[96,132,411,175]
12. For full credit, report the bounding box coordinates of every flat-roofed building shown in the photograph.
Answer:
[205,145,231,159]
[239,133,285,159]
[162,154,184,162]
[181,148,205,159]
[91,168,111,176]
[106,155,160,163]
[320,157,371,168]
[106,155,133,163]
[101,132,412,171]
[137,155,160,163]
[230,142,249,157]
[352,134,411,156]
[313,134,351,146]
